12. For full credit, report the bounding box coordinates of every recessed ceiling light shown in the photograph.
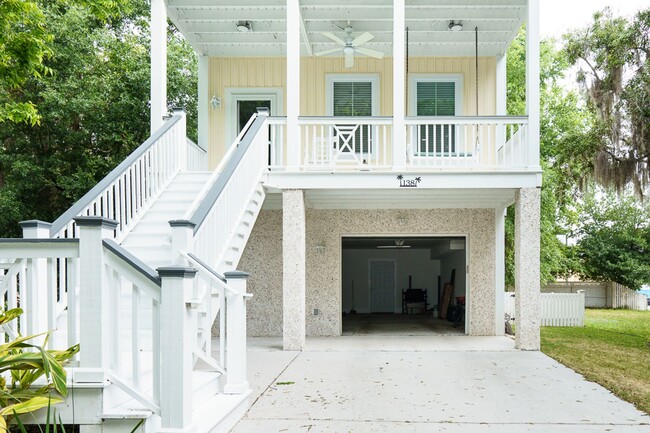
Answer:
[448,20,463,32]
[236,21,252,32]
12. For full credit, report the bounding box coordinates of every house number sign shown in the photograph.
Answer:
[397,174,421,188]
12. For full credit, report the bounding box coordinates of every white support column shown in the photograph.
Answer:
[151,0,167,134]
[198,55,209,153]
[494,206,506,336]
[74,216,118,383]
[223,271,250,394]
[282,189,305,351]
[158,266,197,432]
[496,54,507,148]
[19,220,52,343]
[526,0,540,168]
[286,0,301,170]
[392,0,406,169]
[514,188,540,350]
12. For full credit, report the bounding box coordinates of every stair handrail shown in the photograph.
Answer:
[182,111,260,221]
[186,109,268,233]
[50,110,188,240]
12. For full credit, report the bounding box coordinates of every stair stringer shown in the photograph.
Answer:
[215,181,266,275]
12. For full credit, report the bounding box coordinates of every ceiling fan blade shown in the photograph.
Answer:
[345,50,354,68]
[314,48,343,56]
[352,32,374,47]
[355,47,385,59]
[321,32,346,46]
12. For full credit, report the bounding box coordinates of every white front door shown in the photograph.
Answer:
[225,88,283,148]
[369,260,395,313]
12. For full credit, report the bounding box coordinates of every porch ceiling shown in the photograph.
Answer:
[262,188,515,209]
[166,0,526,57]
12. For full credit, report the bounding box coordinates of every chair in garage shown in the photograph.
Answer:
[402,288,428,314]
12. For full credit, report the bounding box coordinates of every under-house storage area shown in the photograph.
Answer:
[341,236,467,335]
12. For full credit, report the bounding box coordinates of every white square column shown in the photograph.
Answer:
[150,0,167,134]
[526,0,540,168]
[282,189,306,350]
[286,0,301,170]
[514,188,541,350]
[198,55,209,153]
[392,0,406,169]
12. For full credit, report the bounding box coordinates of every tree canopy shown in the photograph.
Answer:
[0,0,197,237]
[564,8,650,196]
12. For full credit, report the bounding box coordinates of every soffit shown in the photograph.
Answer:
[262,188,515,209]
[166,0,527,57]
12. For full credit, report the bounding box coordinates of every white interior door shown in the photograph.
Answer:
[369,260,395,313]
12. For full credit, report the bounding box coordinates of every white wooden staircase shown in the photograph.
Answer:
[0,109,273,433]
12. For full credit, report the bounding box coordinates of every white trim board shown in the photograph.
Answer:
[225,87,283,148]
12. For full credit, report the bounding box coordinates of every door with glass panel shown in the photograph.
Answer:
[332,81,373,159]
[416,81,457,155]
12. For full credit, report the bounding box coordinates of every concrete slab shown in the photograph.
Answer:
[232,336,650,433]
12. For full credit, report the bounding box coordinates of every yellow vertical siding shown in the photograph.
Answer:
[207,56,496,169]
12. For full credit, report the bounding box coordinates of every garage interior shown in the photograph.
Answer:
[341,236,466,335]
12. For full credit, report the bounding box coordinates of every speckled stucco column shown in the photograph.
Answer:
[283,189,306,350]
[514,187,541,350]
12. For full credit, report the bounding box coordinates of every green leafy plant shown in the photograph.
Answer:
[0,308,79,432]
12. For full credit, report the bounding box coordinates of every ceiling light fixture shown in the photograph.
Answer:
[376,239,411,249]
[236,21,252,32]
[448,20,463,32]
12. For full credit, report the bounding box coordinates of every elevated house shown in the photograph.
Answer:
[0,0,541,431]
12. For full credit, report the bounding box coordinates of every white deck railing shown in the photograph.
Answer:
[268,116,530,171]
[405,116,529,169]
[188,110,270,270]
[50,109,192,241]
[187,138,208,171]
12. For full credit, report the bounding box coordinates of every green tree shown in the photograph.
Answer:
[0,0,197,237]
[504,30,593,286]
[564,8,650,196]
[0,0,132,125]
[575,192,650,290]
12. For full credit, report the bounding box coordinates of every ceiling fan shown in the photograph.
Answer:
[314,25,385,68]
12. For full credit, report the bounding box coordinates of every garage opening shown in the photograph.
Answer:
[341,236,466,335]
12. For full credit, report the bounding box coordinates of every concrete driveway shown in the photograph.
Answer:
[231,336,650,432]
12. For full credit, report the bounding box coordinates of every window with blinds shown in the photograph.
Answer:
[416,81,457,154]
[332,81,372,153]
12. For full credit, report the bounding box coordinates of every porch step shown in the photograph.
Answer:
[193,391,250,433]
[121,171,212,269]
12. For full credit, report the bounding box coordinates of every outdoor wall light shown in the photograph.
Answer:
[315,241,326,254]
[448,20,463,32]
[210,95,221,110]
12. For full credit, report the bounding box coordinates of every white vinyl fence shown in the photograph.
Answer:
[610,283,648,310]
[504,291,586,327]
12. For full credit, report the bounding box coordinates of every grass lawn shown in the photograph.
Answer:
[541,309,650,415]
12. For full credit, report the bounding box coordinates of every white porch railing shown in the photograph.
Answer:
[505,291,586,327]
[187,138,208,171]
[187,109,270,270]
[405,116,529,169]
[268,116,530,171]
[50,109,193,241]
[297,117,392,170]
[0,215,250,429]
